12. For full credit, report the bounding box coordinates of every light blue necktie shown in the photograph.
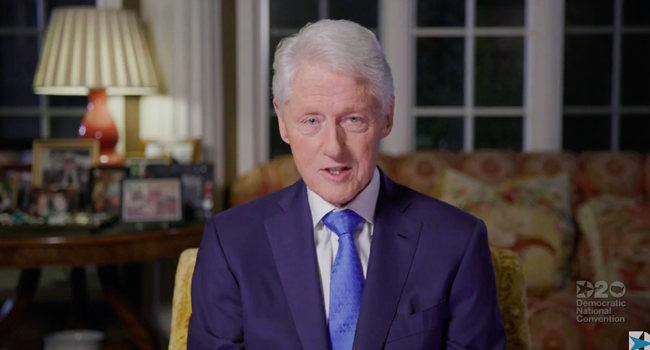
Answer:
[323,209,365,350]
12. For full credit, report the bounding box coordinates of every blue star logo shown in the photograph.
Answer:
[630,335,650,350]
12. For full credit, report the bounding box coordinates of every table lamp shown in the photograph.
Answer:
[33,7,158,166]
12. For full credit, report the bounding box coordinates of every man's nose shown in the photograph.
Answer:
[322,120,345,158]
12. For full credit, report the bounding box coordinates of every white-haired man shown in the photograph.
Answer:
[189,19,505,350]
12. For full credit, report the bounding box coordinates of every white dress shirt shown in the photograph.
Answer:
[306,168,380,320]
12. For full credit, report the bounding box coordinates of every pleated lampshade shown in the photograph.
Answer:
[33,6,158,96]
[32,7,159,166]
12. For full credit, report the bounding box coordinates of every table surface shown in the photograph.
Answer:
[0,221,205,268]
[0,221,205,350]
[0,221,204,240]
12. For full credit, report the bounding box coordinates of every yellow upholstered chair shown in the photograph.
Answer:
[168,247,530,350]
[169,248,198,350]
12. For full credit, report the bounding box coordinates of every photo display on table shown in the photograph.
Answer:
[144,164,214,221]
[31,139,99,211]
[90,167,128,217]
[0,175,17,213]
[121,178,183,223]
[6,170,32,211]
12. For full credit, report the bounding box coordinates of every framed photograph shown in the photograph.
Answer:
[121,178,183,222]
[26,187,79,225]
[4,168,32,211]
[140,138,201,164]
[90,167,128,216]
[32,140,99,195]
[28,188,51,217]
[144,164,214,221]
[0,175,18,212]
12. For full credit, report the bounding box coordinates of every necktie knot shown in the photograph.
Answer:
[322,209,364,238]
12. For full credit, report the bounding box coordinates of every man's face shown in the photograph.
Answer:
[274,62,394,207]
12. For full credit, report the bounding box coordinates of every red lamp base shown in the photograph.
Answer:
[79,89,124,166]
[99,150,125,166]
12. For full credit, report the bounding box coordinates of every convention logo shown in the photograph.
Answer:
[575,281,626,323]
[576,280,594,298]
[629,332,650,350]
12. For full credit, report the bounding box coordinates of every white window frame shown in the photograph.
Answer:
[563,0,650,151]
[237,0,566,174]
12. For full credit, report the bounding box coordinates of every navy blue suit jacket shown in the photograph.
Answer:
[188,171,506,349]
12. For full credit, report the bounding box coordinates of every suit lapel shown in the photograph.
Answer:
[265,180,330,350]
[354,174,423,350]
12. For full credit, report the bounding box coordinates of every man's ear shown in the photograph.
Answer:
[380,95,395,139]
[273,99,290,144]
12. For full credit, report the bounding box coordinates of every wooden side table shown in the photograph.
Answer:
[0,222,204,350]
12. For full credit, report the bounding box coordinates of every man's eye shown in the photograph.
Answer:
[348,117,359,123]
[306,118,317,125]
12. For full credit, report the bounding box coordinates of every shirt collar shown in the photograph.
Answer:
[307,167,380,228]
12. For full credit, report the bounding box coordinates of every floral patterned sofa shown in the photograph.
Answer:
[230,151,650,350]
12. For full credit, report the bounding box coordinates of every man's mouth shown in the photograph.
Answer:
[326,167,351,175]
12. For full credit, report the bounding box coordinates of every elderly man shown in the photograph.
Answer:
[189,20,505,350]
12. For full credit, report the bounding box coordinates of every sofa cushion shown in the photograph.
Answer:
[230,165,267,207]
[439,169,575,293]
[519,153,579,179]
[576,152,645,200]
[462,151,518,185]
[576,195,650,291]
[392,151,461,197]
[527,290,650,350]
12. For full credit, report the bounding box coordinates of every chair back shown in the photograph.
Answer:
[168,247,531,350]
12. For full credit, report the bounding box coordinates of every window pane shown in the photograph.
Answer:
[0,0,37,28]
[563,35,612,106]
[416,117,464,151]
[0,117,41,139]
[476,0,524,27]
[475,37,523,106]
[271,0,319,29]
[565,0,613,26]
[46,0,96,22]
[50,96,88,107]
[417,0,465,27]
[621,34,650,106]
[563,115,611,152]
[474,117,523,150]
[329,0,378,28]
[51,117,83,139]
[270,117,292,159]
[620,115,650,152]
[624,0,650,26]
[416,38,464,106]
[0,36,39,107]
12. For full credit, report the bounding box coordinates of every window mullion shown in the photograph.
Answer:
[378,0,413,154]
[611,0,622,151]
[319,0,329,20]
[37,0,50,138]
[463,0,475,152]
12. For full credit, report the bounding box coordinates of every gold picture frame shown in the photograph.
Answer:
[32,139,100,189]
[139,138,201,163]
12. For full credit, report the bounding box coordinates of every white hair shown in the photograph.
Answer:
[272,19,394,114]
